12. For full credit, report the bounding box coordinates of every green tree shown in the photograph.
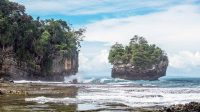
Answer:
[108,36,168,69]
[108,43,125,65]
[0,0,85,75]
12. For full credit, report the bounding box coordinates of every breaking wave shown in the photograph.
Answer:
[15,77,200,88]
[23,77,200,109]
[26,85,200,108]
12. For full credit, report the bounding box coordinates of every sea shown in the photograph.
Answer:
[13,76,200,111]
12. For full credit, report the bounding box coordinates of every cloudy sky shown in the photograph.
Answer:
[12,0,200,77]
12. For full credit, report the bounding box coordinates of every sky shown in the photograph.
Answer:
[11,0,200,78]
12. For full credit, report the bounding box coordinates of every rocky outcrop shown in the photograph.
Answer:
[0,47,79,81]
[112,60,168,80]
[159,102,200,112]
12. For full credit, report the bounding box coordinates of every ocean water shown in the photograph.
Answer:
[19,76,200,111]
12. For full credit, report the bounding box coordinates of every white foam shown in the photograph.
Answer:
[100,78,110,83]
[14,80,63,84]
[25,96,77,104]
[25,84,200,108]
[64,75,81,83]
[82,77,95,83]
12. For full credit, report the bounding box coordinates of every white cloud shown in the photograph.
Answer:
[79,49,111,73]
[10,0,198,15]
[84,4,200,75]
[85,4,200,53]
[10,0,200,76]
[169,51,200,69]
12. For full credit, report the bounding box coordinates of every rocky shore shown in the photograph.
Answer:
[1,82,200,112]
[135,102,200,112]
[0,82,78,111]
[0,82,77,96]
[158,102,200,112]
[122,102,200,112]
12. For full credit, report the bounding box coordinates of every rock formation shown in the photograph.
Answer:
[0,47,78,81]
[159,102,200,112]
[109,35,168,80]
[112,59,168,80]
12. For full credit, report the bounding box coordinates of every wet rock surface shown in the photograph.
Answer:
[159,102,200,112]
[0,90,3,95]
[0,82,77,96]
[0,82,78,112]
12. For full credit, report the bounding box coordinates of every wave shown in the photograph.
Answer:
[26,96,77,104]
[24,77,200,109]
[26,85,200,108]
[15,77,200,88]
[14,80,63,84]
[78,77,200,88]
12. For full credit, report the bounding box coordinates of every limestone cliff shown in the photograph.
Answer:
[0,47,78,81]
[111,59,168,80]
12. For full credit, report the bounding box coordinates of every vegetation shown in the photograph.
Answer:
[0,0,84,73]
[108,35,168,69]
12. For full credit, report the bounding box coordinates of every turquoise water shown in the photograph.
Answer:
[79,77,200,88]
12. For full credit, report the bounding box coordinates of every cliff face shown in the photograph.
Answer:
[0,47,78,81]
[111,60,168,80]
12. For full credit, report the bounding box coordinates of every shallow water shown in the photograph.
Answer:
[25,84,200,110]
[2,77,200,111]
[0,95,77,112]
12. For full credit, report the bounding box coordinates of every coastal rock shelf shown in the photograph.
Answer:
[109,35,169,80]
[160,102,200,112]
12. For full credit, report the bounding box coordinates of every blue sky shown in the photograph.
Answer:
[11,0,200,25]
[11,0,200,77]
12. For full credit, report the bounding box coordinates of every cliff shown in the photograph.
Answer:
[109,35,169,80]
[0,0,84,81]
[0,47,78,81]
[112,59,168,80]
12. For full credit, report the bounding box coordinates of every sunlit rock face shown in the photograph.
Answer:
[50,50,79,81]
[51,51,78,74]
[0,47,78,81]
[112,59,168,81]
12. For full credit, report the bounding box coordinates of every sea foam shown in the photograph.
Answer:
[26,84,200,108]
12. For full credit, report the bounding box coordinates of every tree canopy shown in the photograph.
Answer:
[0,0,84,72]
[108,35,168,69]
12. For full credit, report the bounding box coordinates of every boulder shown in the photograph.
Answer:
[0,90,3,95]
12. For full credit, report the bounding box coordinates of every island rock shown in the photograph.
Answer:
[109,35,168,80]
